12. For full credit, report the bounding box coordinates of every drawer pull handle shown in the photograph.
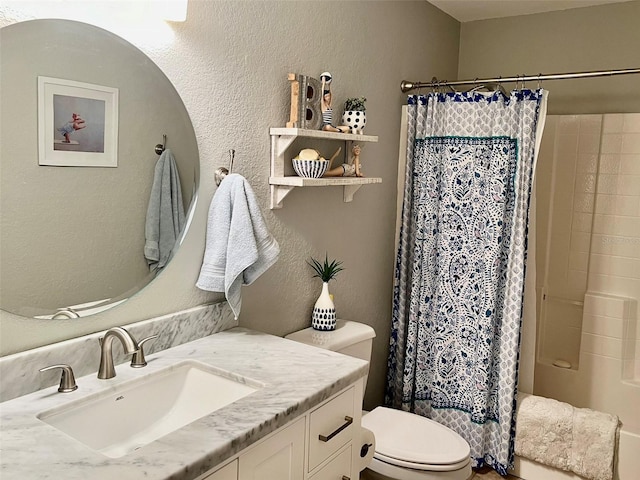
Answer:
[318,416,353,442]
[342,477,350,480]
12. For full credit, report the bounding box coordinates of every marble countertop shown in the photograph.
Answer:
[0,327,368,480]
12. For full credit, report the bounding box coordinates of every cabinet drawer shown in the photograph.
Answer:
[308,387,355,471]
[309,446,352,480]
[201,459,238,480]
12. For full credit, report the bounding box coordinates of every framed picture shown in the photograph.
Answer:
[38,76,119,167]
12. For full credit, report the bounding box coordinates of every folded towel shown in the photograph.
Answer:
[196,173,279,318]
[144,149,185,271]
[515,393,619,480]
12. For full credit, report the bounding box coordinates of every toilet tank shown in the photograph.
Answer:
[285,320,375,360]
[285,320,376,393]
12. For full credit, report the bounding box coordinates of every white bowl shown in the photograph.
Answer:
[292,159,328,178]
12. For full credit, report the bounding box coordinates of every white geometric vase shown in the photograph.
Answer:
[312,282,336,331]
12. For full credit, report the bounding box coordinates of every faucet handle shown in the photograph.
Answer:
[130,334,159,368]
[39,364,78,393]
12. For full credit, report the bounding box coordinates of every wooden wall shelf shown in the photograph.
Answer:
[269,128,381,209]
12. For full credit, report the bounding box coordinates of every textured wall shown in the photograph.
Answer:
[458,1,640,114]
[0,1,460,408]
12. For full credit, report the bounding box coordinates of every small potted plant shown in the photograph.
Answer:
[308,254,344,331]
[342,97,367,134]
[344,97,366,111]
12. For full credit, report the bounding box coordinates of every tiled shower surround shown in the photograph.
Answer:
[532,113,640,480]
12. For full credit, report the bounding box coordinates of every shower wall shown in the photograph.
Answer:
[535,115,603,369]
[533,113,640,480]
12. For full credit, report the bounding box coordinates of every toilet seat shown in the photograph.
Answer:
[374,451,471,472]
[362,407,471,472]
[368,456,471,480]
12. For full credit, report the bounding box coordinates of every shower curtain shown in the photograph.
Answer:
[386,89,547,474]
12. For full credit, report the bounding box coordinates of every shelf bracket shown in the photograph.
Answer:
[343,184,363,203]
[275,135,296,158]
[271,185,295,209]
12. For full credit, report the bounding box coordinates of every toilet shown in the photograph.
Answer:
[285,320,472,480]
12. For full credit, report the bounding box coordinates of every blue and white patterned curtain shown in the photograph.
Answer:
[386,90,547,474]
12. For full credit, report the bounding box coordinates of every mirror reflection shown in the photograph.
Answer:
[0,19,199,319]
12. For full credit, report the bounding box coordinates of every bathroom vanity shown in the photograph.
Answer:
[201,381,362,480]
[0,328,368,480]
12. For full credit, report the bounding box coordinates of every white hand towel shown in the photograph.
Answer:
[196,174,279,318]
[144,149,185,271]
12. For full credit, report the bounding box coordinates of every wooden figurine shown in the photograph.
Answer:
[320,72,351,133]
[324,144,363,177]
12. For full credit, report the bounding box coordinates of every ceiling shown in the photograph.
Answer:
[428,0,634,22]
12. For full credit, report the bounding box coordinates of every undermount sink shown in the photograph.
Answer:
[37,360,262,458]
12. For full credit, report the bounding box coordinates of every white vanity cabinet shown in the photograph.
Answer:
[198,419,305,480]
[309,446,352,480]
[202,460,238,480]
[198,380,363,480]
[238,417,305,480]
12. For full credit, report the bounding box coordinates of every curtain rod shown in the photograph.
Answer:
[400,68,640,93]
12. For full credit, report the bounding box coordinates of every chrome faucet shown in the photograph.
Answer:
[97,327,139,379]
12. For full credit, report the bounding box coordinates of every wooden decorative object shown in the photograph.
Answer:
[286,73,322,130]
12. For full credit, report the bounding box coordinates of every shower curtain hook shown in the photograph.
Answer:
[497,76,507,96]
[430,76,438,93]
[537,73,542,89]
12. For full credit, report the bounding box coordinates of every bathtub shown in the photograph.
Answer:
[511,430,640,480]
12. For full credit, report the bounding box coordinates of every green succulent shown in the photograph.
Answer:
[344,97,366,112]
[308,254,344,283]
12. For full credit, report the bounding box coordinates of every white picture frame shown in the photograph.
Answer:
[38,76,119,167]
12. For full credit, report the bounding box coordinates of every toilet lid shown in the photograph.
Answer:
[361,407,471,468]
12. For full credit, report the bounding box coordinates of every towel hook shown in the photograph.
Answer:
[215,149,236,186]
[155,134,167,155]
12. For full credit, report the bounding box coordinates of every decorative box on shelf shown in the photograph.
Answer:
[269,128,381,209]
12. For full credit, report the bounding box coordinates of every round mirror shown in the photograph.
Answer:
[0,19,199,319]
